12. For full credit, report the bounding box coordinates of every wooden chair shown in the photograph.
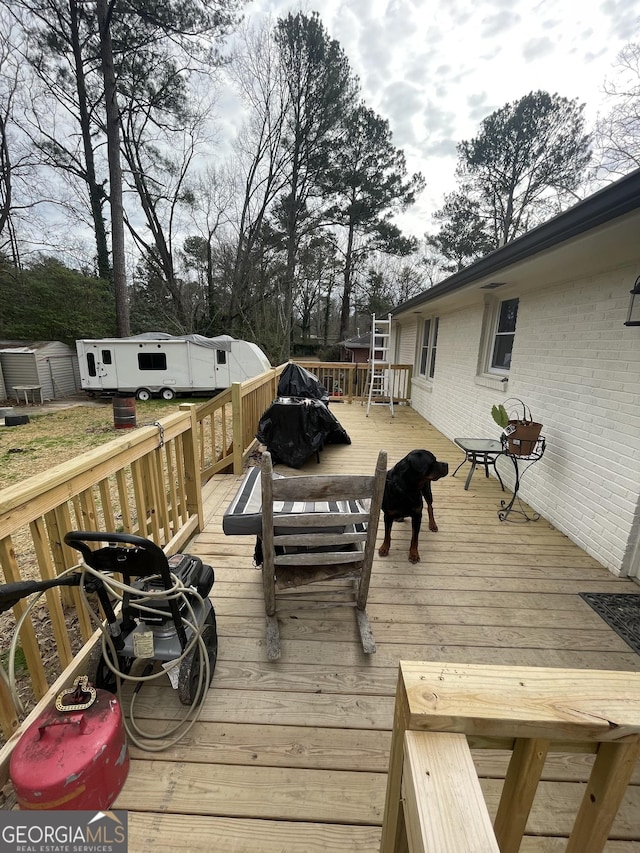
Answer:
[260,449,387,661]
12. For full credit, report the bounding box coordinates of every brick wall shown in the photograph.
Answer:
[397,265,640,576]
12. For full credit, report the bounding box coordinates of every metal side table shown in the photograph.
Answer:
[453,438,506,491]
[498,436,546,522]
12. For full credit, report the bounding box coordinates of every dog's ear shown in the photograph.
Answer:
[392,458,413,480]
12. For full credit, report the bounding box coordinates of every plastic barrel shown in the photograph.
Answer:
[113,396,136,429]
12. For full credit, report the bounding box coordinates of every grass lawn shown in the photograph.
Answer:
[0,397,211,489]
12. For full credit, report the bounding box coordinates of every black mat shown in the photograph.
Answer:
[580,593,640,656]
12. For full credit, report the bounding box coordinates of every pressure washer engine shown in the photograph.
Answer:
[63,531,218,706]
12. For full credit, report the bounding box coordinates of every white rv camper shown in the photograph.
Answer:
[76,333,271,400]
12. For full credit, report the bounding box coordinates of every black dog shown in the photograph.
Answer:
[378,449,449,564]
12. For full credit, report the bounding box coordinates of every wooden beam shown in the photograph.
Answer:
[401,731,499,853]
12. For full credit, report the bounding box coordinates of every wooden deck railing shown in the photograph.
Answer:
[0,405,203,737]
[381,661,640,853]
[296,360,412,404]
[0,360,409,737]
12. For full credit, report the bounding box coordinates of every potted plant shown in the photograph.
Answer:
[491,398,543,456]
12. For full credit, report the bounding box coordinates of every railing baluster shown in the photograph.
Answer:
[98,478,116,532]
[165,440,179,537]
[0,536,49,703]
[116,468,133,533]
[30,517,73,668]
[131,459,147,537]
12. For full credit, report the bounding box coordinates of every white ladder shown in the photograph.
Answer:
[365,313,394,417]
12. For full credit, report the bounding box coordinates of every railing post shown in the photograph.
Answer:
[179,403,204,531]
[346,364,354,402]
[231,382,244,474]
[406,365,413,403]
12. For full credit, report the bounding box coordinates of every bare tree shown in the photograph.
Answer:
[184,164,235,332]
[225,20,289,334]
[0,16,20,256]
[0,13,45,267]
[595,43,640,177]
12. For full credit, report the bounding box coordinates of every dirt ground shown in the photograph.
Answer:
[0,394,210,730]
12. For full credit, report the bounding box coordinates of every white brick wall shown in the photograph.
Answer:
[395,265,640,576]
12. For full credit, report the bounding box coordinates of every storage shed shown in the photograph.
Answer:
[0,341,80,402]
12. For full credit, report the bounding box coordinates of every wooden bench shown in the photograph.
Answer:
[381,661,640,853]
[401,730,499,852]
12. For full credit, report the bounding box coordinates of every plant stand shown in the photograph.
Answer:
[498,436,546,522]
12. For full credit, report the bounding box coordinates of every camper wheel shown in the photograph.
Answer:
[160,388,175,401]
[136,388,152,402]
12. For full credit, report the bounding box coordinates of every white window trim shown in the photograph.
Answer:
[417,316,439,381]
[478,296,519,379]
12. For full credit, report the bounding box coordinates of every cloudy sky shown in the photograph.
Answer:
[238,0,640,237]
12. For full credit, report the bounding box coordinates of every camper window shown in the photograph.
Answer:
[87,353,97,377]
[138,353,167,371]
[102,349,112,364]
[217,350,227,365]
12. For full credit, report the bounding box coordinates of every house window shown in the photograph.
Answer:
[216,350,226,365]
[101,349,112,365]
[428,318,439,379]
[490,298,518,372]
[418,317,439,379]
[138,352,167,371]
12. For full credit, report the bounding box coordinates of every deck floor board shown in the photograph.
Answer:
[114,405,640,851]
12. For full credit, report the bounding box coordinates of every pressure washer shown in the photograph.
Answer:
[1,531,218,808]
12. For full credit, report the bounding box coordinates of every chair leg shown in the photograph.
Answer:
[356,608,376,654]
[266,614,281,660]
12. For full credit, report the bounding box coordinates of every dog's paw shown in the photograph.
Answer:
[429,522,439,532]
[378,544,390,557]
[408,552,420,564]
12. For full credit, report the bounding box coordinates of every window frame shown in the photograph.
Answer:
[486,297,519,375]
[137,352,167,371]
[417,316,439,380]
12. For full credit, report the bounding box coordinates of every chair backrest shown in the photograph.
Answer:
[260,449,387,602]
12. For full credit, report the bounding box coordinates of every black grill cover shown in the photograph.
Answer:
[256,397,350,468]
[277,363,329,402]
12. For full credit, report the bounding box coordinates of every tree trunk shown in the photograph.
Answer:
[97,0,130,337]
[339,218,356,342]
[69,0,110,281]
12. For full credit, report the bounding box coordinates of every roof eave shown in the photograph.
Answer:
[393,169,640,316]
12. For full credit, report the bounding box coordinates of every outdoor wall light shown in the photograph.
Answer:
[625,275,640,326]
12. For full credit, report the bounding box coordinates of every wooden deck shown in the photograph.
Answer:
[114,404,640,852]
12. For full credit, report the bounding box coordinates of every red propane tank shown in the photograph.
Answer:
[10,676,129,810]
